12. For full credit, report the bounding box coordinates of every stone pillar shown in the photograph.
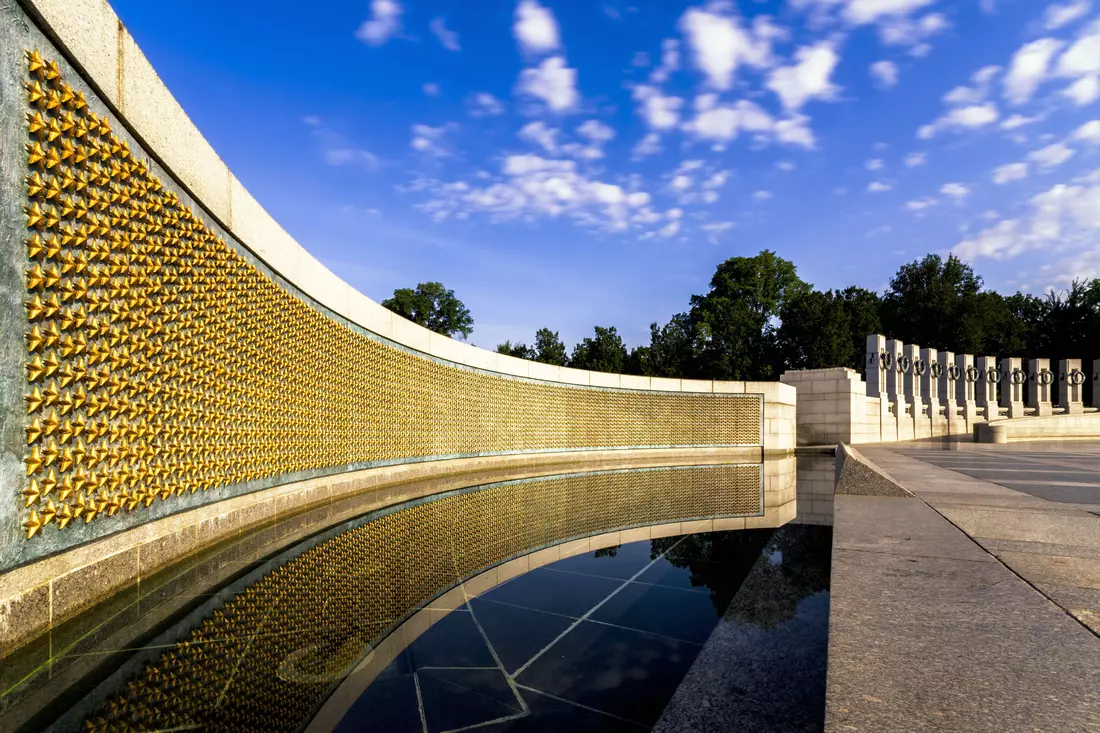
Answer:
[1059,359,1085,414]
[1028,358,1053,416]
[956,354,979,425]
[886,339,913,441]
[921,347,945,437]
[999,357,1026,419]
[976,356,1001,421]
[865,334,887,399]
[939,350,957,418]
[905,344,929,439]
[1094,359,1099,409]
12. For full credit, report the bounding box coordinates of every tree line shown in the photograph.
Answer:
[381,251,1099,402]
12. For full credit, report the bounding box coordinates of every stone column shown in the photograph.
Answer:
[921,347,945,437]
[1059,359,1085,414]
[865,334,887,398]
[1028,358,1053,416]
[999,357,1026,419]
[939,350,957,418]
[887,339,912,441]
[956,354,979,425]
[905,344,929,439]
[976,356,1001,421]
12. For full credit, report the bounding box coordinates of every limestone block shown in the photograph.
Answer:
[30,0,121,106]
[464,347,498,373]
[680,378,713,393]
[294,254,351,318]
[649,377,682,392]
[999,357,1026,418]
[557,366,592,386]
[494,354,531,378]
[588,371,620,389]
[713,380,747,394]
[526,361,562,383]
[619,374,652,391]
[389,315,433,354]
[427,332,467,365]
[348,295,394,340]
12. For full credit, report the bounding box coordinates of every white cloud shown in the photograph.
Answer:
[904,152,926,166]
[649,39,681,84]
[514,0,560,55]
[306,118,381,170]
[866,158,885,170]
[1074,119,1100,144]
[753,189,774,201]
[773,115,817,148]
[842,0,936,25]
[878,11,950,49]
[919,103,999,138]
[1029,142,1076,169]
[776,160,797,171]
[700,221,735,242]
[906,197,937,212]
[870,60,899,87]
[1001,113,1041,130]
[940,182,971,199]
[954,180,1100,261]
[414,155,665,236]
[678,6,776,90]
[468,92,505,117]
[430,17,460,51]
[632,132,662,158]
[703,171,730,188]
[1056,20,1100,77]
[992,162,1029,184]
[632,85,684,130]
[577,119,615,144]
[657,220,682,238]
[1004,38,1064,105]
[356,0,403,46]
[766,42,840,111]
[671,174,692,191]
[1045,1,1092,30]
[410,123,455,157]
[517,56,578,112]
[422,83,440,97]
[868,181,892,192]
[518,121,559,152]
[681,94,772,146]
[942,65,1000,104]
[1063,75,1100,105]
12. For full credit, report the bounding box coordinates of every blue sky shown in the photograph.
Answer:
[110,0,1100,350]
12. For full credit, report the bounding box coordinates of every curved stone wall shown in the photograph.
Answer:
[0,0,795,631]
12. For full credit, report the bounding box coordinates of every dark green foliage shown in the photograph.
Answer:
[496,340,535,359]
[569,326,628,374]
[381,281,474,339]
[533,327,568,366]
[688,250,811,380]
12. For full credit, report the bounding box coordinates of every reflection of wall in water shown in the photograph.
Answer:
[796,455,835,526]
[78,464,765,732]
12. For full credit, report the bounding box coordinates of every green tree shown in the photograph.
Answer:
[381,282,474,339]
[642,313,700,377]
[880,254,989,353]
[689,250,811,380]
[777,290,856,371]
[839,287,883,369]
[533,327,568,366]
[496,340,535,359]
[569,326,628,373]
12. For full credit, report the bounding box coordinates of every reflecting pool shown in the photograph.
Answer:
[1,457,834,732]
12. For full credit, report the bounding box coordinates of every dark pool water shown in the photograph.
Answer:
[332,525,832,733]
[2,460,834,732]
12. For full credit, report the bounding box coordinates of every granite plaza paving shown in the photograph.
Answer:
[828,441,1100,732]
